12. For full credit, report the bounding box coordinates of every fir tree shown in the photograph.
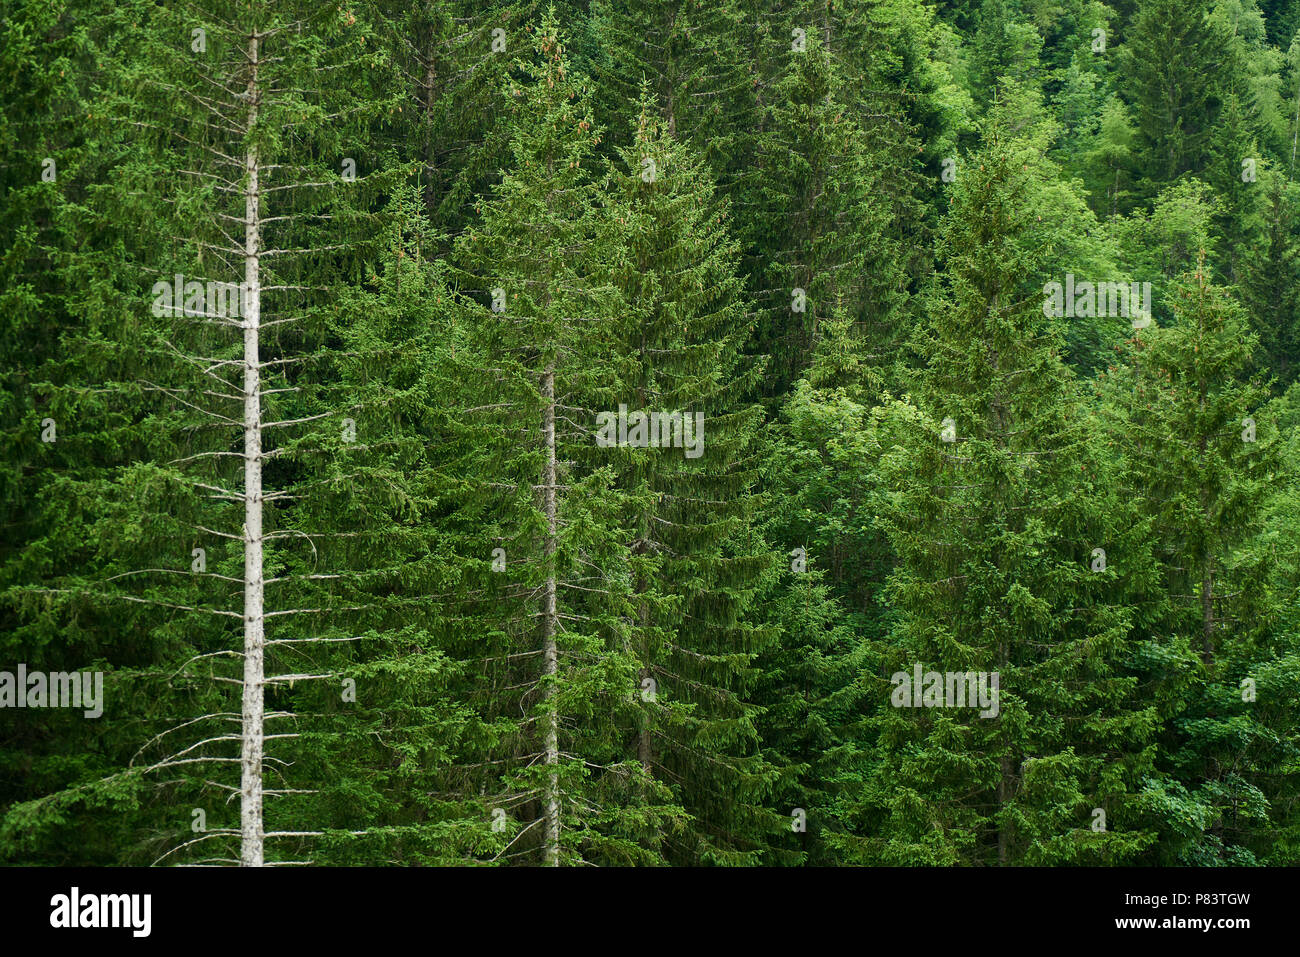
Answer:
[452,17,675,865]
[746,26,924,399]
[1120,0,1234,191]
[1240,171,1300,387]
[599,92,780,864]
[847,115,1158,865]
[1100,258,1287,863]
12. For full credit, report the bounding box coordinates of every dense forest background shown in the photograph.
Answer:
[1,0,1298,867]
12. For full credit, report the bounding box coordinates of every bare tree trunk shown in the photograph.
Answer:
[541,363,560,866]
[634,361,652,773]
[239,31,265,869]
[988,327,1015,866]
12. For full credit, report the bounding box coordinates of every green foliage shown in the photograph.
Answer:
[2,0,1298,868]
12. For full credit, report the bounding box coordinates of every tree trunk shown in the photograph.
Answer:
[541,363,560,866]
[1201,561,1215,666]
[239,30,265,868]
[1198,321,1214,667]
[636,553,651,772]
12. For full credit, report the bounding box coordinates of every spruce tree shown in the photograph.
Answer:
[1100,260,1287,863]
[2,0,416,867]
[1119,0,1234,191]
[581,0,764,215]
[0,0,154,864]
[747,25,924,399]
[452,18,676,865]
[1206,94,1265,288]
[846,114,1158,865]
[599,92,782,864]
[1240,170,1300,387]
